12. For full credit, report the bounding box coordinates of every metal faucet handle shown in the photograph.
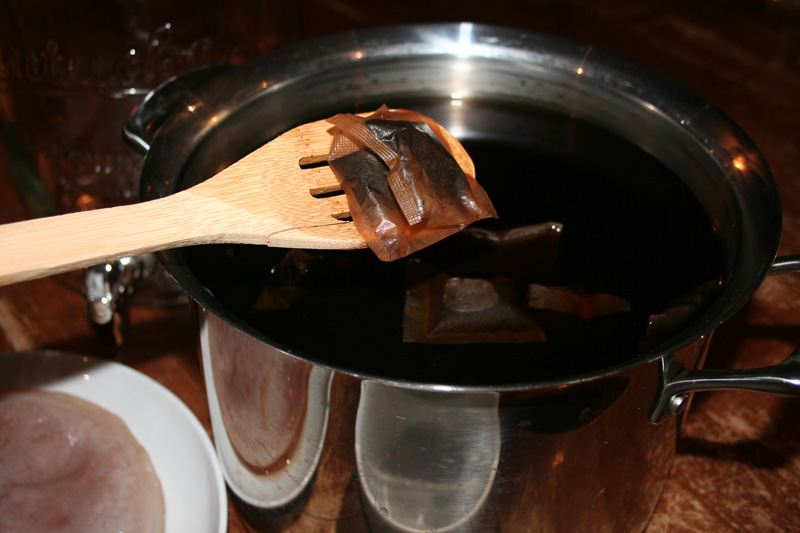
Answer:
[83,254,157,345]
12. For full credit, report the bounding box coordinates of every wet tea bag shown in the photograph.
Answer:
[403,260,547,344]
[420,222,564,284]
[247,248,384,314]
[246,250,324,313]
[402,222,567,345]
[645,280,718,341]
[526,285,631,320]
[525,284,638,349]
[327,106,497,261]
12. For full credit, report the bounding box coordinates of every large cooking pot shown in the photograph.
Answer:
[126,24,800,532]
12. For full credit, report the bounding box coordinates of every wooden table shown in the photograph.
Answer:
[2,1,799,531]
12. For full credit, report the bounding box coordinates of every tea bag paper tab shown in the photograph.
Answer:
[327,106,497,261]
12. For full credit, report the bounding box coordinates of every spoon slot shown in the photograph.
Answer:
[300,155,350,219]
[298,154,329,168]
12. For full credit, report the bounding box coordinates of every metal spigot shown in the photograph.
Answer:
[83,254,157,345]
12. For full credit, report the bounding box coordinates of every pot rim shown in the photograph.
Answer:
[139,23,783,391]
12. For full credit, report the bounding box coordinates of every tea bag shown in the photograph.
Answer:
[403,260,547,344]
[247,250,323,313]
[645,280,718,341]
[247,249,374,314]
[327,106,497,261]
[526,285,631,320]
[402,222,566,345]
[524,284,638,349]
[420,222,564,284]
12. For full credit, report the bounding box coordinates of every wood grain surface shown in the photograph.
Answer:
[1,1,799,531]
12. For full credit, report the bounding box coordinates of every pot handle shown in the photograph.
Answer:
[650,254,800,423]
[123,63,232,154]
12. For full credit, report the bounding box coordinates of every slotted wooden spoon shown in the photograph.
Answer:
[0,113,474,286]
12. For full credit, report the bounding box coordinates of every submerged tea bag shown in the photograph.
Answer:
[402,222,566,345]
[327,106,497,261]
[525,284,639,349]
[526,285,631,320]
[246,250,324,313]
[645,280,718,341]
[420,222,564,284]
[403,260,547,344]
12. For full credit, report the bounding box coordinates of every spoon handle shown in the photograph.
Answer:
[0,192,212,286]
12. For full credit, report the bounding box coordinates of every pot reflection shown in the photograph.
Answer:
[495,375,665,532]
[200,313,332,510]
[355,384,500,532]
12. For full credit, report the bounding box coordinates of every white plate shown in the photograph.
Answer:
[0,350,227,533]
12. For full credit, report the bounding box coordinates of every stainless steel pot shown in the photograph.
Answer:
[126,24,800,532]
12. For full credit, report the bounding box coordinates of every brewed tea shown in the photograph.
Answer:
[184,99,721,385]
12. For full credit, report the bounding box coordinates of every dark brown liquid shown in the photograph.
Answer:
[184,100,721,385]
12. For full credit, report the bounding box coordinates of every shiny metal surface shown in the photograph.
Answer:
[652,344,800,422]
[198,308,690,532]
[83,253,156,344]
[129,24,794,532]
[769,254,800,275]
[355,383,501,531]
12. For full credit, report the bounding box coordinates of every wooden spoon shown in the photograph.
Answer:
[0,113,474,286]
